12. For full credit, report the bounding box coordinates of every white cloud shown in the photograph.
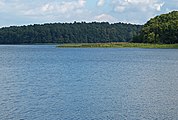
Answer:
[0,0,177,27]
[95,14,118,22]
[41,4,53,12]
[97,0,105,7]
[114,5,125,12]
[112,0,164,12]
[22,0,87,17]
[40,0,86,14]
[110,0,166,24]
[153,2,164,11]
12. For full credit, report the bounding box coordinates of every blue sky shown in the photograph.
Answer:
[0,0,177,27]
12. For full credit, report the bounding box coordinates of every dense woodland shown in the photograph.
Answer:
[133,11,178,44]
[1,11,177,44]
[0,22,142,44]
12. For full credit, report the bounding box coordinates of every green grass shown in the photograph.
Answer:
[57,42,178,49]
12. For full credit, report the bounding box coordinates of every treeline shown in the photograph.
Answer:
[0,22,142,44]
[133,11,178,44]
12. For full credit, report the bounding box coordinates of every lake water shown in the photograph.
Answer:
[0,45,178,120]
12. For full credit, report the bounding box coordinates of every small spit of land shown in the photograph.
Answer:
[57,42,178,49]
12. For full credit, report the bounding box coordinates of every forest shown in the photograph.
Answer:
[133,11,178,44]
[0,11,177,44]
[0,22,142,44]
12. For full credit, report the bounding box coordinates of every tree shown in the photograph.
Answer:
[0,22,142,44]
[133,11,178,44]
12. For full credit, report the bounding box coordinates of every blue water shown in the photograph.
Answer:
[0,45,178,120]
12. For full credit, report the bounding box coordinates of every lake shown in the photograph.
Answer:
[0,45,178,120]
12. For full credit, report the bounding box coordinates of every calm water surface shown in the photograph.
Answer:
[0,45,178,120]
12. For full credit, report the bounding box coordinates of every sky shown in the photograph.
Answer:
[0,0,177,27]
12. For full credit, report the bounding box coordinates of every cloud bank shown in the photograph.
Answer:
[0,0,177,27]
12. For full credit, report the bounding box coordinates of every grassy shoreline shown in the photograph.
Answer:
[57,42,178,49]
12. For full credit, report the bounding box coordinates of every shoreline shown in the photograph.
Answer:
[57,43,178,49]
[0,42,178,49]
[0,43,58,45]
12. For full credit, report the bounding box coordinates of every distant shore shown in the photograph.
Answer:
[57,42,178,49]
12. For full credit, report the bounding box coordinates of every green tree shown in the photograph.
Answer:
[133,11,178,44]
